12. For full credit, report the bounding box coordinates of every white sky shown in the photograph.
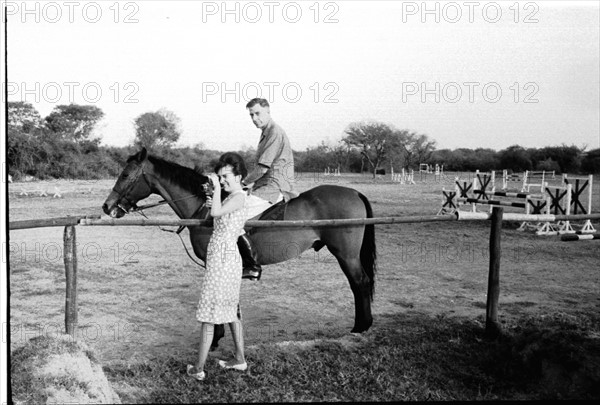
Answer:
[3,0,600,151]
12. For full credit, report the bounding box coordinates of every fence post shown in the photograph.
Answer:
[486,206,503,339]
[64,225,78,339]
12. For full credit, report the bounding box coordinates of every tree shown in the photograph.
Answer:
[400,131,437,169]
[343,121,400,178]
[330,143,351,172]
[8,101,43,133]
[44,104,104,141]
[581,148,600,173]
[532,144,584,173]
[133,108,181,152]
[499,145,532,172]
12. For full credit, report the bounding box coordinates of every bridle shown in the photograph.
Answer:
[112,160,212,268]
[111,160,148,214]
[113,161,210,215]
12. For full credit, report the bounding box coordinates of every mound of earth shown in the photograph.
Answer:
[11,333,120,404]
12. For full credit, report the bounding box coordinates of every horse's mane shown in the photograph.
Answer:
[131,152,208,195]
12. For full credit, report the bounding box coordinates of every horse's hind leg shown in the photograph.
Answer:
[334,255,373,333]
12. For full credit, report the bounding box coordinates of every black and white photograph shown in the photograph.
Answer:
[2,0,599,402]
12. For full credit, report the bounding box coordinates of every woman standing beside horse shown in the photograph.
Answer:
[187,152,250,381]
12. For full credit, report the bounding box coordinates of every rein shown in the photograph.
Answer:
[133,204,208,269]
[130,194,198,213]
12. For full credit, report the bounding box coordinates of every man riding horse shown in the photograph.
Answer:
[236,98,296,281]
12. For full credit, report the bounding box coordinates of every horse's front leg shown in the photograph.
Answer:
[211,324,225,350]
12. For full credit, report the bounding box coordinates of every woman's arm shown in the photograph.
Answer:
[211,192,245,218]
[207,173,245,218]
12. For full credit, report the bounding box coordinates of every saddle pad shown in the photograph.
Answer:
[254,200,287,221]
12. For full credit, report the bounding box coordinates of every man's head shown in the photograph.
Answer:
[246,98,271,130]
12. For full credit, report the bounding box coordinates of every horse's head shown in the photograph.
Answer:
[103,148,213,219]
[102,148,153,218]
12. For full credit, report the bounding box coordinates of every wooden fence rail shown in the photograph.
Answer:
[8,211,600,340]
[8,212,600,230]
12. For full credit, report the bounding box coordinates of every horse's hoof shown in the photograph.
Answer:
[351,324,371,334]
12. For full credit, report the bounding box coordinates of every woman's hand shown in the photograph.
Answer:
[208,173,220,191]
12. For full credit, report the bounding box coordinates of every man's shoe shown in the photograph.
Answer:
[242,268,261,281]
[237,234,262,281]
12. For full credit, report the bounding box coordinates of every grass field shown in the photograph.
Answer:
[8,171,600,401]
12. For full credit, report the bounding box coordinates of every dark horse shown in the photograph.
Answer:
[102,148,377,347]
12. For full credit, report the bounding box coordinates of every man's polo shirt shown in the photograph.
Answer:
[253,119,295,198]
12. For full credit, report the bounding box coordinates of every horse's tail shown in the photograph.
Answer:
[358,192,377,301]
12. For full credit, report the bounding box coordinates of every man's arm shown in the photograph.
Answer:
[243,164,268,186]
[245,127,284,186]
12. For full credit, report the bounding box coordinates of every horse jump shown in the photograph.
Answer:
[324,167,341,177]
[500,170,523,191]
[391,168,415,184]
[562,174,595,234]
[522,170,555,193]
[439,170,546,217]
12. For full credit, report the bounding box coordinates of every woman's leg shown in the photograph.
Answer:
[196,322,215,371]
[227,318,246,365]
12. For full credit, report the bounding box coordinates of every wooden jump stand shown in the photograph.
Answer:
[562,174,596,234]
[532,182,574,235]
[521,170,555,193]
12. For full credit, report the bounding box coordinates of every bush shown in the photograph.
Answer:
[581,149,600,174]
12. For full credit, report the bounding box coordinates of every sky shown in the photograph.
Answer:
[3,0,600,152]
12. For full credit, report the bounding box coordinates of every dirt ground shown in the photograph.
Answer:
[7,173,600,367]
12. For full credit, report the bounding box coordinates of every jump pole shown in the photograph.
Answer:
[561,233,600,241]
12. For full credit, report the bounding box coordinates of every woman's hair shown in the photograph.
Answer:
[215,152,248,179]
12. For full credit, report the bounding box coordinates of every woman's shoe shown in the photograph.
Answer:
[187,364,206,381]
[218,359,248,371]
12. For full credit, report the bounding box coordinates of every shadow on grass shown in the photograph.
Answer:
[96,311,600,402]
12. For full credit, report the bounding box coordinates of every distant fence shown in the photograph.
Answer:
[9,211,600,340]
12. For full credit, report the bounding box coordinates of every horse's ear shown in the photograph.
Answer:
[138,148,148,162]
